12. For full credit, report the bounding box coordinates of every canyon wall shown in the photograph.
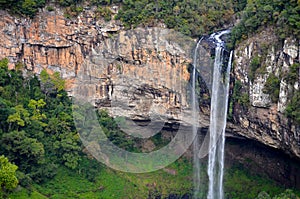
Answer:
[0,8,196,126]
[0,8,299,159]
[232,27,300,158]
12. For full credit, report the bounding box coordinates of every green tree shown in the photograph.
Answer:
[51,72,65,92]
[40,70,65,95]
[21,0,37,17]
[1,131,45,170]
[0,155,18,198]
[0,58,9,85]
[0,57,83,183]
[7,105,30,130]
[28,99,47,126]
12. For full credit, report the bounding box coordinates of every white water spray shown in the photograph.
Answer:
[192,38,202,198]
[207,30,232,199]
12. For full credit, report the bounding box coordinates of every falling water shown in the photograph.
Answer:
[193,38,202,198]
[207,30,232,199]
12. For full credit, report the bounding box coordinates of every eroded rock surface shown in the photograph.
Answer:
[232,27,300,158]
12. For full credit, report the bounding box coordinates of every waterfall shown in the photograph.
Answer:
[192,38,202,198]
[192,30,232,199]
[207,30,232,199]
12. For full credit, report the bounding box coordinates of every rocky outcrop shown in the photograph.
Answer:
[232,26,300,158]
[74,27,196,126]
[0,8,197,127]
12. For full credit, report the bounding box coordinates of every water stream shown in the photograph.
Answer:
[207,30,232,199]
[192,30,232,199]
[193,38,202,198]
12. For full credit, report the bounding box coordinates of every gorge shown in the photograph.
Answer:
[0,0,300,198]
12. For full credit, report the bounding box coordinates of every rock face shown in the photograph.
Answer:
[0,8,196,126]
[232,27,300,158]
[74,27,196,127]
[0,9,299,159]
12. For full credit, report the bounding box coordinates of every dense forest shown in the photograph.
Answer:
[0,58,81,197]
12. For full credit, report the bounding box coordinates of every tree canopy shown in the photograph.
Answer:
[0,155,18,198]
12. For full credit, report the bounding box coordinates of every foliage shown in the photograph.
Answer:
[263,74,280,103]
[0,0,45,18]
[257,191,272,199]
[224,166,285,199]
[10,158,193,199]
[97,109,138,152]
[283,63,300,124]
[2,131,45,170]
[64,5,85,18]
[40,69,65,93]
[257,189,298,199]
[285,63,300,85]
[273,189,298,199]
[232,79,250,108]
[8,157,300,199]
[46,5,54,12]
[0,155,18,198]
[285,91,300,124]
[231,0,300,45]
[96,6,112,21]
[115,0,244,37]
[0,59,82,184]
[249,56,261,82]
[0,0,124,18]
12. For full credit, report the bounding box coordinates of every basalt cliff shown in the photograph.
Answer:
[0,7,299,159]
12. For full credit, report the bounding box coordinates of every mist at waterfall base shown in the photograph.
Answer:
[192,30,232,199]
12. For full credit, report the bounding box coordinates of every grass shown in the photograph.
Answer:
[224,167,285,199]
[9,157,193,199]
[8,189,47,199]
[8,158,300,199]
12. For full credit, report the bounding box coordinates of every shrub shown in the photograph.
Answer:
[46,5,54,12]
[97,6,112,21]
[285,63,299,85]
[285,91,300,125]
[232,79,250,108]
[21,0,38,18]
[263,73,280,103]
[249,56,261,82]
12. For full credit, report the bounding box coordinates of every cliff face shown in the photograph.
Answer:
[0,9,299,158]
[232,27,300,158]
[0,8,196,126]
[74,27,195,126]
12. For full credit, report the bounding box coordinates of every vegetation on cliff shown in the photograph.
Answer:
[1,0,244,37]
[231,0,300,44]
[284,63,300,124]
[115,0,245,37]
[1,0,299,40]
[1,0,298,42]
[0,0,45,17]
